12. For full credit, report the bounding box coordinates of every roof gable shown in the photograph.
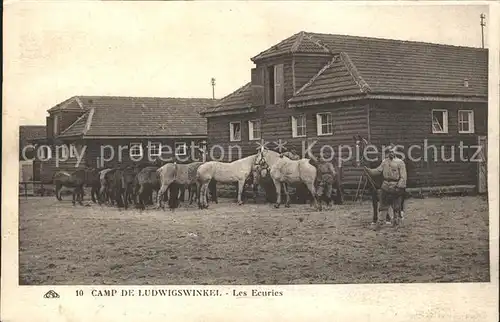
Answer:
[47,96,85,113]
[251,31,330,61]
[289,53,369,103]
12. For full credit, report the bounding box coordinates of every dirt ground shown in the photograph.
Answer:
[18,195,490,285]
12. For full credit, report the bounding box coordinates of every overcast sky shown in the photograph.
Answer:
[4,2,490,125]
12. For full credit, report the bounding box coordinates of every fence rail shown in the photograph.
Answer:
[19,181,45,199]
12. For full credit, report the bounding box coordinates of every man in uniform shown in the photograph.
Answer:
[364,144,407,228]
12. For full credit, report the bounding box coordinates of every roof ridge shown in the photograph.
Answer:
[303,32,332,54]
[83,108,95,135]
[76,95,216,101]
[251,31,304,61]
[291,56,338,97]
[59,110,90,137]
[74,96,85,109]
[339,52,371,93]
[290,31,306,53]
[307,31,487,51]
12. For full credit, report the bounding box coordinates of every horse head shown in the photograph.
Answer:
[253,147,271,179]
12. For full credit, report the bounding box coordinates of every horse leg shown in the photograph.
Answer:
[157,184,169,209]
[55,183,62,201]
[237,180,245,205]
[91,185,97,203]
[209,180,218,204]
[371,190,379,224]
[283,183,291,208]
[196,182,204,209]
[98,186,106,205]
[273,179,282,208]
[305,181,320,211]
[78,185,84,205]
[123,188,129,210]
[188,184,196,205]
[137,185,145,210]
[72,188,76,206]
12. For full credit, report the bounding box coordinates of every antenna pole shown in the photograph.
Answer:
[480,13,486,49]
[211,78,216,99]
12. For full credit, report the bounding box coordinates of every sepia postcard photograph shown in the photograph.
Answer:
[2,1,499,321]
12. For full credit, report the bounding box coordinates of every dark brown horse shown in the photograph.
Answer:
[135,166,162,210]
[53,167,98,206]
[98,168,117,205]
[108,166,137,209]
[353,135,411,224]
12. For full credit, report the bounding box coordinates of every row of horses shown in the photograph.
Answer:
[53,136,409,223]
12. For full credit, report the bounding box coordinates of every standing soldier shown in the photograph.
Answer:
[364,144,407,229]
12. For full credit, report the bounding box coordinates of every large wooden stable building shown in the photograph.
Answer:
[32,96,216,183]
[200,31,488,191]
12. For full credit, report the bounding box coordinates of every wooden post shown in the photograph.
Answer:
[480,13,486,49]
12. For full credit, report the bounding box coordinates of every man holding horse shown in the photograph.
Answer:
[364,144,407,228]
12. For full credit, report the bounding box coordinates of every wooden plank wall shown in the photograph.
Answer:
[369,100,488,188]
[84,138,207,168]
[262,102,370,187]
[206,113,260,161]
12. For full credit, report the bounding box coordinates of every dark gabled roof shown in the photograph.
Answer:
[58,96,216,138]
[290,53,369,102]
[251,31,331,61]
[252,31,487,105]
[200,83,253,115]
[19,125,46,147]
[47,96,85,113]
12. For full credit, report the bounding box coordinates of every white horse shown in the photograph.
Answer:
[253,147,320,209]
[196,154,257,209]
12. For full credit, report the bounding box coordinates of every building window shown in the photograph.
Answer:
[432,109,448,133]
[130,143,143,157]
[248,120,261,141]
[268,64,284,104]
[53,115,59,135]
[148,142,161,157]
[291,115,306,138]
[316,113,333,136]
[175,142,187,156]
[229,121,241,142]
[458,110,474,134]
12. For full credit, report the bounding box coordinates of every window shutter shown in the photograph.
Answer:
[291,116,297,137]
[248,121,254,140]
[251,67,265,107]
[274,64,285,104]
[46,116,54,139]
[316,114,322,135]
